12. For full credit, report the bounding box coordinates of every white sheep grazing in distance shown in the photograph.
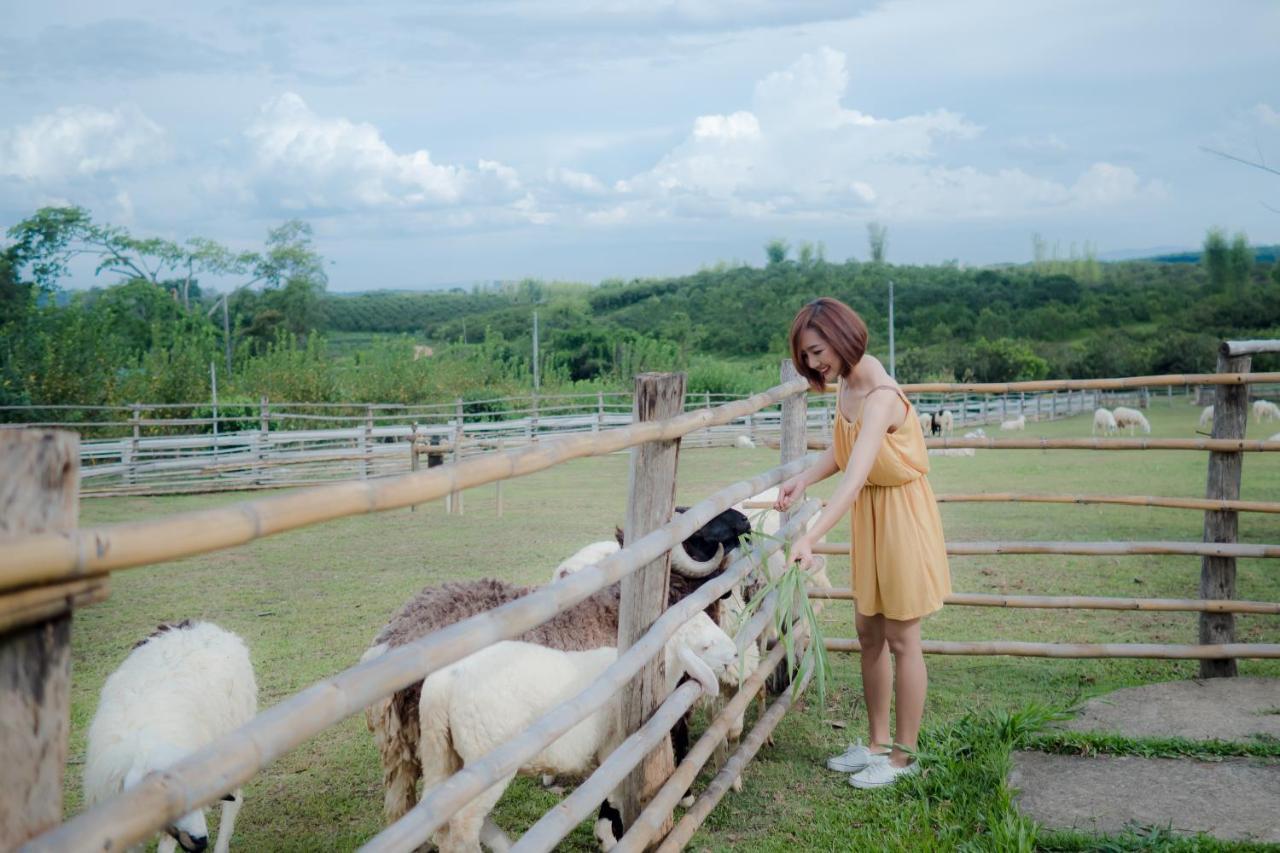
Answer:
[999,414,1026,431]
[1254,400,1280,424]
[1199,405,1214,429]
[1113,406,1151,435]
[83,621,257,853]
[939,410,954,435]
[1092,408,1118,436]
[418,613,736,853]
[734,434,756,449]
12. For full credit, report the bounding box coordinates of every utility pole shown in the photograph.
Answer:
[532,309,540,392]
[888,278,896,378]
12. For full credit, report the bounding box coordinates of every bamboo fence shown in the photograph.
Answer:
[745,494,1280,514]
[823,638,1280,659]
[810,589,1280,614]
[813,541,1280,558]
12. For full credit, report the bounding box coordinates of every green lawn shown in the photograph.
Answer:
[63,399,1280,851]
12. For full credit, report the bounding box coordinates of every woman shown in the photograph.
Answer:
[775,297,951,788]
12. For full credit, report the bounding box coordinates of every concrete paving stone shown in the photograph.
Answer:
[1059,678,1280,742]
[1010,751,1280,843]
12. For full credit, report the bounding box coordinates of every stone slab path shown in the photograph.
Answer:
[1009,678,1280,844]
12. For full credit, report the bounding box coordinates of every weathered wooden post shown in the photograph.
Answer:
[255,396,269,486]
[0,431,91,848]
[448,398,464,515]
[530,392,540,443]
[409,422,419,513]
[362,404,374,480]
[771,359,809,695]
[126,403,141,487]
[595,390,606,434]
[617,372,685,837]
[1200,343,1252,677]
[495,437,505,518]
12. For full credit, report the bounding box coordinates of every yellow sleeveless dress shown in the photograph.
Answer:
[833,385,951,621]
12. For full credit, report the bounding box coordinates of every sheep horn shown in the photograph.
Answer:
[678,645,720,697]
[669,542,723,578]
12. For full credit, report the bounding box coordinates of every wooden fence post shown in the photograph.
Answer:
[596,390,606,434]
[451,398,464,515]
[409,422,419,513]
[530,392,540,443]
[0,431,80,848]
[256,396,269,486]
[127,403,141,487]
[1200,347,1251,677]
[617,372,686,835]
[363,405,374,480]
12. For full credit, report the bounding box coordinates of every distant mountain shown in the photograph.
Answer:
[1101,245,1279,264]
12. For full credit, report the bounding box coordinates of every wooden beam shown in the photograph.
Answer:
[801,437,1280,452]
[0,430,79,848]
[0,379,809,593]
[1202,349,1250,677]
[824,638,1280,659]
[1221,340,1280,357]
[823,372,1280,394]
[618,372,685,834]
[812,540,1280,557]
[808,588,1280,614]
[746,493,1280,513]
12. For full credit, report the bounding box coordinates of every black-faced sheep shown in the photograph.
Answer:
[362,507,751,824]
[83,621,257,853]
[417,613,736,852]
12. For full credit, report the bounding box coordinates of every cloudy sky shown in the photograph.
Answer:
[2,0,1277,291]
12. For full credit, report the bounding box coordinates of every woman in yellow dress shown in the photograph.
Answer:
[776,297,951,788]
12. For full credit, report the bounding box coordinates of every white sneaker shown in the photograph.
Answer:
[848,759,919,789]
[825,740,891,773]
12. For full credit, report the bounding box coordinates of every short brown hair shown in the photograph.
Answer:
[789,297,869,391]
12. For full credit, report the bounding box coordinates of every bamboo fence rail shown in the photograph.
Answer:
[823,638,1280,659]
[809,589,1280,614]
[744,494,1280,514]
[512,586,789,852]
[358,501,820,853]
[0,380,808,593]
[24,467,814,853]
[813,541,1280,558]
[652,661,816,853]
[825,371,1280,394]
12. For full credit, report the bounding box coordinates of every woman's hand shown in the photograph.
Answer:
[790,536,814,571]
[775,476,805,511]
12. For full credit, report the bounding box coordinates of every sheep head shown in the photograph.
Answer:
[613,507,750,579]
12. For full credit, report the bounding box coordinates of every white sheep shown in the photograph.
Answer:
[83,621,257,853]
[999,414,1026,431]
[1254,400,1280,424]
[417,613,736,853]
[917,412,932,434]
[939,409,954,435]
[734,434,756,449]
[1199,405,1214,429]
[1113,406,1151,435]
[1093,408,1118,436]
[551,540,621,582]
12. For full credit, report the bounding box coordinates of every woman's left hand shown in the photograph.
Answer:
[791,536,814,571]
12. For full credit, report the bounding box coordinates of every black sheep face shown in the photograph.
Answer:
[674,506,751,563]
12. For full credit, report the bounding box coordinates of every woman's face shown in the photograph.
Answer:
[797,328,843,382]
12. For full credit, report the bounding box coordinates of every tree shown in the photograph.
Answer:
[867,221,888,264]
[764,239,789,266]
[1203,227,1229,292]
[1227,233,1253,295]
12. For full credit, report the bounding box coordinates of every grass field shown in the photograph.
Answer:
[63,400,1280,851]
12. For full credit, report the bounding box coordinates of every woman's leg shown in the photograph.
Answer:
[884,617,926,767]
[854,611,891,752]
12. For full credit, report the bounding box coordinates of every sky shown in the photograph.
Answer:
[1,0,1278,292]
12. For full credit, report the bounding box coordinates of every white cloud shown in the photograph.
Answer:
[612,47,1163,224]
[0,104,166,181]
[245,92,525,210]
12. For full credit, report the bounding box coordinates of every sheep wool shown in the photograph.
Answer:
[84,621,257,853]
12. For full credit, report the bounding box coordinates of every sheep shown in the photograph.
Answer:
[417,612,736,853]
[1199,405,1214,429]
[363,507,751,823]
[83,621,257,853]
[1254,400,1280,424]
[552,540,621,582]
[1093,408,1118,436]
[734,434,756,449]
[917,412,932,434]
[999,414,1026,431]
[1113,406,1151,435]
[939,410,954,436]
